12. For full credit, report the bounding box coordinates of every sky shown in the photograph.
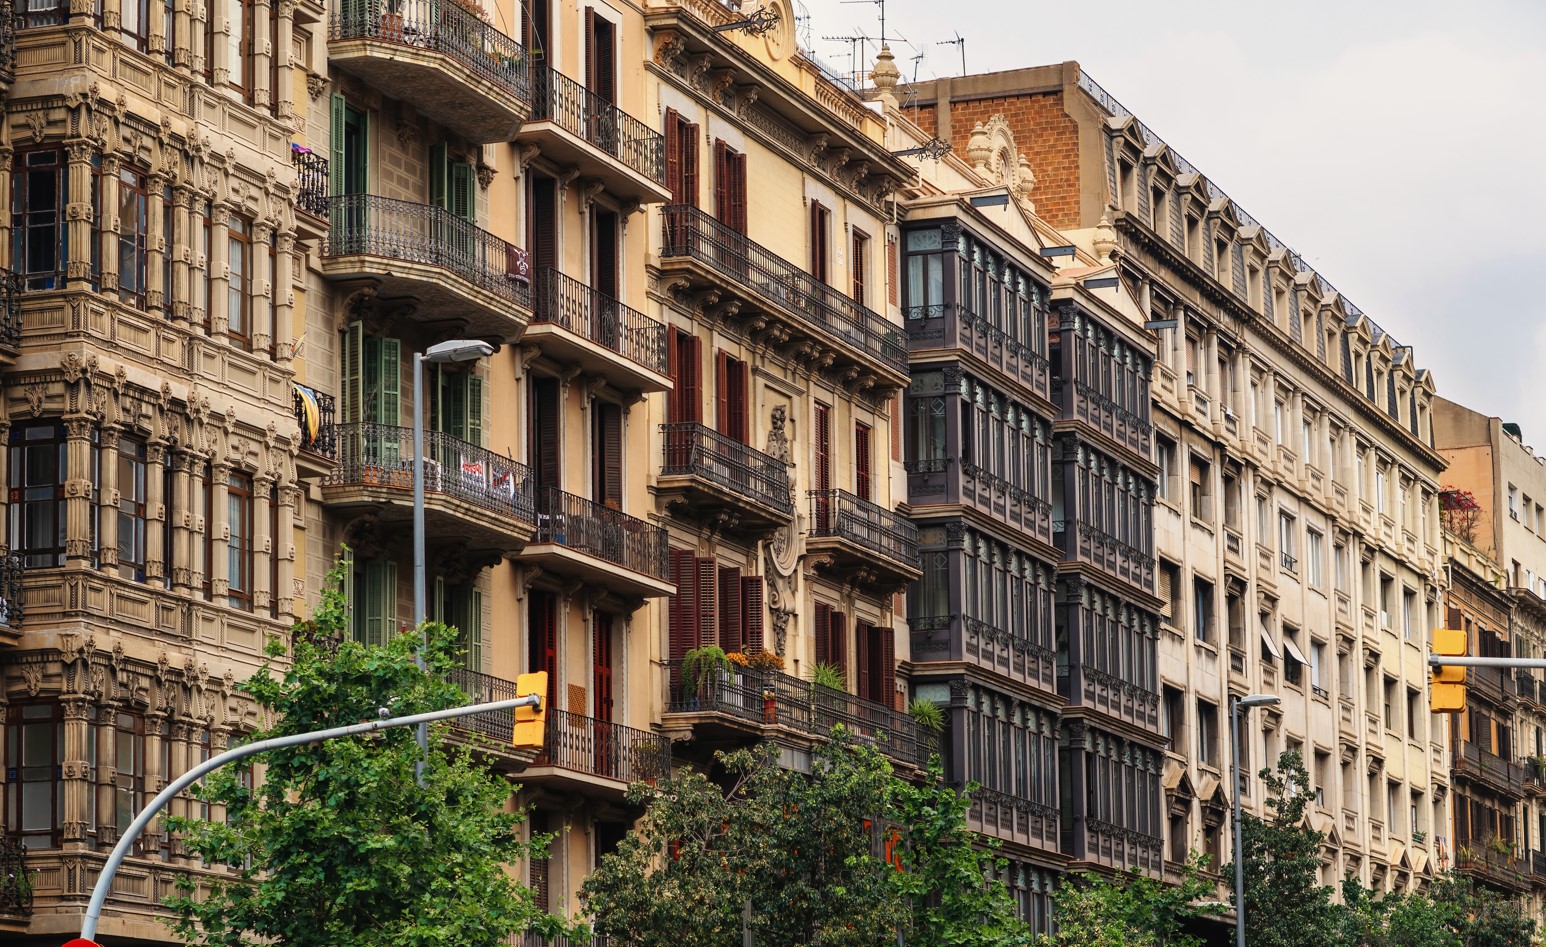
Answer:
[796,0,1546,458]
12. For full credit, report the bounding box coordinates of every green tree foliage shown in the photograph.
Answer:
[1037,852,1224,947]
[165,558,573,947]
[1223,749,1340,947]
[580,732,1032,946]
[1339,871,1535,947]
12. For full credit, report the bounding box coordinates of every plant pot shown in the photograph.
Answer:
[379,12,404,41]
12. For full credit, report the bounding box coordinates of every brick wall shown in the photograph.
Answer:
[939,91,1083,230]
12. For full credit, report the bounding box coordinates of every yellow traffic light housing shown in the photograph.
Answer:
[1430,627,1467,713]
[513,672,548,748]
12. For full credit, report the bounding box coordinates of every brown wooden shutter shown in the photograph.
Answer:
[682,123,700,206]
[530,376,561,492]
[684,335,702,422]
[596,18,616,103]
[831,610,847,677]
[814,602,832,666]
[856,618,872,701]
[530,176,557,275]
[664,109,682,202]
[743,576,764,653]
[584,8,595,90]
[713,140,729,222]
[815,402,831,491]
[852,231,866,305]
[593,209,619,299]
[1157,566,1173,620]
[891,394,902,462]
[529,590,559,711]
[855,422,872,501]
[718,564,742,652]
[887,237,899,306]
[594,401,622,507]
[696,557,718,648]
[666,327,681,421]
[729,152,747,234]
[879,626,896,709]
[715,350,731,437]
[530,811,551,909]
[809,202,824,280]
[668,549,699,695]
[731,358,748,443]
[593,612,614,721]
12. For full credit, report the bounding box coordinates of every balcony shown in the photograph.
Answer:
[1063,663,1161,733]
[526,268,670,393]
[968,786,1059,854]
[321,422,536,553]
[1528,758,1546,797]
[659,205,908,389]
[0,267,20,359]
[1455,842,1530,893]
[1453,741,1525,798]
[0,836,31,918]
[1052,377,1153,459]
[663,661,933,770]
[518,486,674,599]
[806,489,921,587]
[519,66,670,205]
[292,384,337,477]
[328,0,531,143]
[905,459,1054,548]
[0,555,24,648]
[1078,818,1164,877]
[527,709,672,793]
[291,146,330,241]
[909,614,1057,696]
[657,422,793,535]
[1470,662,1517,705]
[904,303,1050,402]
[322,195,532,342]
[1533,850,1546,886]
[1055,519,1155,594]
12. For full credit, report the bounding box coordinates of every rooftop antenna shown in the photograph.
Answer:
[793,0,813,50]
[937,31,965,76]
[840,0,890,44]
[909,47,925,83]
[821,31,876,88]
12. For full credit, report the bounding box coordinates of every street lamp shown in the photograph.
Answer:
[1231,693,1280,947]
[412,339,495,782]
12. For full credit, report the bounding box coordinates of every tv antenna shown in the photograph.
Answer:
[840,0,892,44]
[937,32,965,76]
[909,47,925,83]
[793,0,813,50]
[821,31,876,88]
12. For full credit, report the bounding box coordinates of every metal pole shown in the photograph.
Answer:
[412,351,428,786]
[1232,700,1245,947]
[80,692,540,942]
[1428,656,1546,668]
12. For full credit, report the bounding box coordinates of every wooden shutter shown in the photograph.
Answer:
[584,8,595,90]
[451,162,476,223]
[851,231,867,304]
[341,321,363,423]
[594,17,615,103]
[667,548,699,667]
[728,151,747,234]
[593,209,619,298]
[814,602,832,666]
[715,350,731,437]
[743,576,764,654]
[594,400,622,507]
[680,334,702,423]
[1157,566,1173,620]
[465,374,484,447]
[529,590,559,710]
[718,564,742,652]
[664,109,682,202]
[530,176,557,275]
[375,337,401,426]
[856,618,872,701]
[362,559,397,646]
[593,611,614,721]
[887,237,899,306]
[682,121,699,206]
[879,626,896,709]
[530,811,551,910]
[329,94,347,197]
[530,376,560,492]
[729,358,747,443]
[429,142,449,210]
[831,610,847,677]
[466,588,484,671]
[696,557,718,648]
[810,202,828,283]
[855,423,872,500]
[815,403,831,492]
[666,326,681,421]
[713,140,729,223]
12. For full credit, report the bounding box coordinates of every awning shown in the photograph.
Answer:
[1283,636,1308,666]
[1260,630,1282,660]
[1410,848,1430,875]
[1387,840,1407,869]
[293,384,320,443]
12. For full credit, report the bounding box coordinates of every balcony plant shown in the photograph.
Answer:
[809,661,846,692]
[681,645,731,703]
[907,697,946,733]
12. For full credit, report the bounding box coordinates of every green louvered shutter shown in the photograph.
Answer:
[466,375,484,447]
[450,161,476,222]
[464,589,484,670]
[360,559,398,646]
[341,321,364,424]
[330,95,347,197]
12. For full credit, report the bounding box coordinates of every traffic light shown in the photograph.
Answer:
[512,671,548,748]
[1430,627,1467,712]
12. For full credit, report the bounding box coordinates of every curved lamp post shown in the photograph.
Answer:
[1231,692,1280,947]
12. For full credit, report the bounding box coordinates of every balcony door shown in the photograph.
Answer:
[433,579,483,671]
[814,402,831,531]
[342,322,402,467]
[529,175,558,281]
[329,96,369,243]
[529,375,562,518]
[528,589,559,713]
[593,611,616,776]
[591,207,620,348]
[665,328,701,469]
[583,8,618,151]
[429,143,477,265]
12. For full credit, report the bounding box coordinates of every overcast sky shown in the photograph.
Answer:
[798,0,1546,458]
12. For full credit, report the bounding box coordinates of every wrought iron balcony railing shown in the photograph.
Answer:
[324,194,532,309]
[807,489,918,567]
[660,422,793,516]
[0,267,20,349]
[532,485,669,581]
[0,555,23,631]
[325,422,535,523]
[445,666,521,744]
[0,835,31,917]
[534,709,671,785]
[660,204,907,375]
[292,385,337,461]
[534,267,667,374]
[664,661,932,768]
[329,0,530,103]
[291,147,329,220]
[529,66,665,184]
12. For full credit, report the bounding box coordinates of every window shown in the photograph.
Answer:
[814,601,847,681]
[663,109,700,206]
[1274,400,1285,445]
[1407,687,1422,740]
[1158,559,1182,625]
[1155,435,1176,501]
[1310,640,1327,697]
[112,711,147,843]
[714,351,749,444]
[116,437,148,581]
[227,215,252,349]
[1402,588,1416,640]
[851,229,870,305]
[352,558,398,645]
[592,399,623,508]
[1279,512,1298,572]
[226,0,254,98]
[1163,685,1186,745]
[856,620,896,705]
[12,147,79,291]
[8,423,69,568]
[854,422,873,501]
[1375,465,1388,514]
[1283,627,1303,686]
[1196,700,1218,767]
[1306,529,1325,588]
[5,703,64,848]
[1188,453,1212,520]
[227,471,254,610]
[809,201,831,283]
[1510,484,1519,519]
[116,166,150,309]
[712,140,747,234]
[528,589,560,710]
[903,228,945,313]
[1334,541,1349,592]
[1223,472,1242,530]
[583,8,617,103]
[1193,576,1214,644]
[1383,676,1398,731]
[1379,574,1393,628]
[910,551,949,622]
[1313,751,1330,809]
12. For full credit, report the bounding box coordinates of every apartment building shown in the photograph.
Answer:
[899,63,1448,894]
[1434,398,1546,905]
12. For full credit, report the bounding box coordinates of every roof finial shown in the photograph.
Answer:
[1093,211,1118,264]
[870,44,901,106]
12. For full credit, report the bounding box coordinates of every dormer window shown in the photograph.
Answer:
[1151,186,1167,231]
[1185,214,1201,260]
[1214,238,1229,281]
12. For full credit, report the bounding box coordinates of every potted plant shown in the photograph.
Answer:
[907,697,946,733]
[681,645,731,706]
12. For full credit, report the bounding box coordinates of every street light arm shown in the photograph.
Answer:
[80,693,541,942]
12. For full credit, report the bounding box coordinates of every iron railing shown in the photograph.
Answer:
[529,66,665,184]
[445,666,521,743]
[292,386,337,461]
[329,0,530,102]
[534,709,671,785]
[660,205,907,375]
[665,661,932,768]
[534,267,668,373]
[324,194,533,310]
[0,835,31,917]
[291,147,330,220]
[0,267,20,349]
[0,555,22,630]
[1455,740,1526,796]
[660,422,793,516]
[325,422,535,523]
[532,486,669,580]
[807,488,918,567]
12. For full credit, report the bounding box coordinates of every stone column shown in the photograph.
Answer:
[146,173,168,314]
[65,141,98,288]
[275,482,299,620]
[60,697,95,844]
[143,710,169,852]
[252,220,274,356]
[170,448,195,593]
[166,719,193,861]
[209,462,231,603]
[101,0,123,36]
[274,0,296,121]
[63,417,97,564]
[253,473,275,614]
[97,425,122,575]
[172,0,193,70]
[190,0,209,77]
[208,201,231,337]
[210,0,231,87]
[0,145,14,260]
[98,154,123,300]
[146,440,169,584]
[252,0,273,110]
[273,232,295,366]
[171,184,194,326]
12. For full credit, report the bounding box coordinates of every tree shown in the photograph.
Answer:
[1223,749,1339,947]
[1338,871,1535,947]
[165,558,574,947]
[1037,851,1224,947]
[580,731,1032,946]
